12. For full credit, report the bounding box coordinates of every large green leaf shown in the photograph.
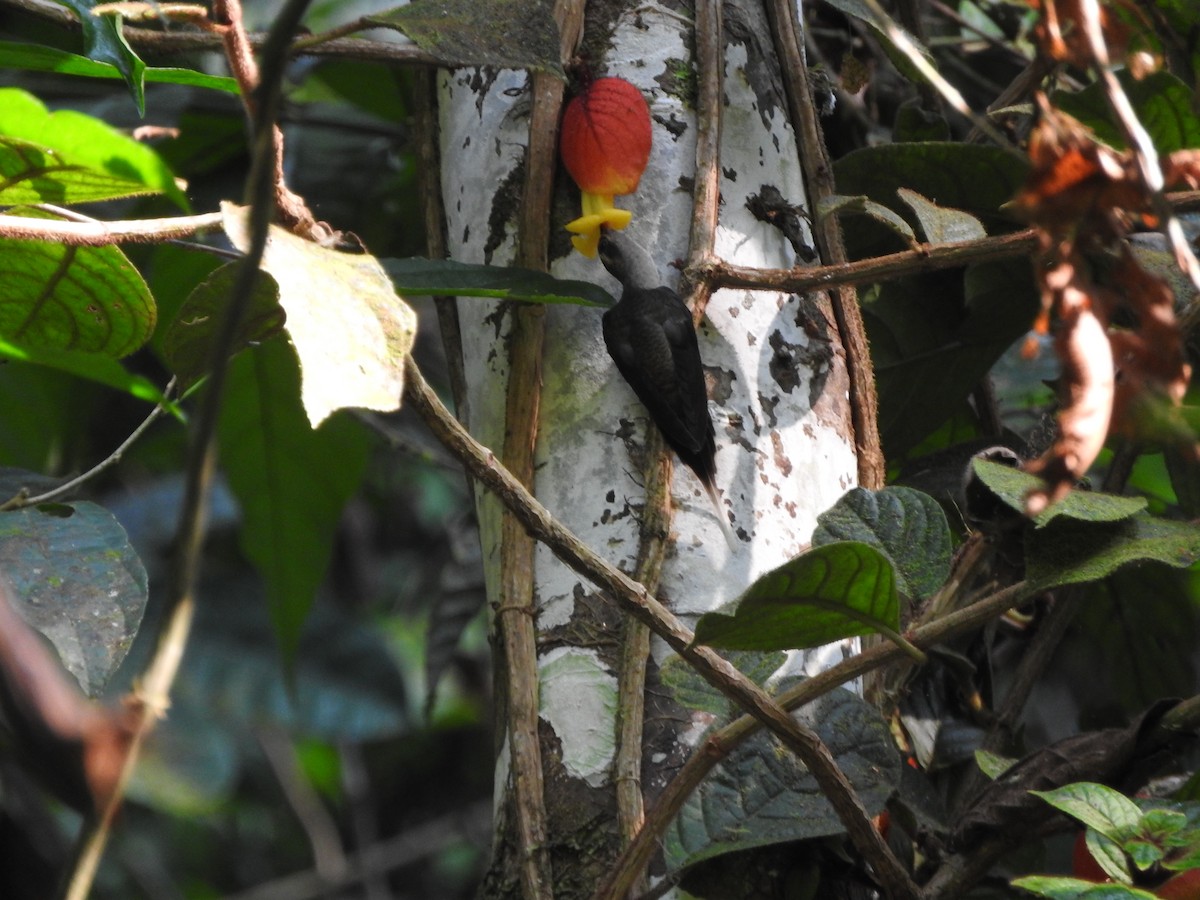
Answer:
[693,542,899,651]
[160,261,286,387]
[223,203,416,427]
[1054,71,1200,155]
[0,41,239,94]
[0,88,183,207]
[663,685,900,871]
[972,459,1148,526]
[834,142,1028,260]
[383,257,616,307]
[0,336,174,409]
[1010,875,1158,899]
[0,230,156,357]
[218,337,372,662]
[1034,783,1144,841]
[813,486,952,599]
[53,0,147,113]
[868,261,1038,456]
[1027,515,1200,589]
[0,495,147,696]
[365,0,563,76]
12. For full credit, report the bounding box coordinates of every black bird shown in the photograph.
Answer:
[598,231,735,547]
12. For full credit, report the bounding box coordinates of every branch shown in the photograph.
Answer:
[594,579,1035,900]
[703,227,1038,293]
[2,0,441,65]
[403,357,921,900]
[0,211,224,245]
[1,380,175,510]
[765,0,885,489]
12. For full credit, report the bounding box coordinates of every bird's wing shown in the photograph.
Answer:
[603,291,712,456]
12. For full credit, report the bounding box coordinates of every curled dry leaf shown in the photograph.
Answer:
[1014,96,1196,512]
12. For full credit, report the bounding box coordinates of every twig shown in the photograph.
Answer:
[765,0,885,490]
[0,211,224,245]
[223,800,492,900]
[2,380,176,510]
[258,727,347,881]
[403,357,921,900]
[58,0,315,893]
[595,579,1035,900]
[704,227,1038,292]
[3,0,435,65]
[678,0,724,322]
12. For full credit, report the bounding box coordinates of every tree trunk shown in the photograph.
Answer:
[438,1,858,894]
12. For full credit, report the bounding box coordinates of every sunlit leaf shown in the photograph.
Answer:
[0,88,184,207]
[54,0,146,113]
[897,187,986,244]
[1054,71,1200,155]
[1028,515,1200,590]
[1011,874,1157,898]
[694,542,898,651]
[222,202,416,427]
[0,336,175,409]
[972,459,1147,526]
[1034,783,1143,841]
[0,229,156,357]
[818,193,917,245]
[0,41,238,94]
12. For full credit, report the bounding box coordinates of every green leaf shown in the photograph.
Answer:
[1011,875,1158,899]
[974,749,1017,780]
[0,88,184,207]
[0,336,175,410]
[0,231,156,357]
[819,0,935,83]
[160,261,286,387]
[0,41,239,94]
[897,187,986,244]
[663,686,900,872]
[973,459,1148,526]
[382,257,616,307]
[364,0,564,76]
[818,193,917,245]
[1034,783,1144,842]
[1028,515,1200,589]
[1087,828,1133,883]
[218,337,372,663]
[222,202,417,427]
[834,142,1028,259]
[864,259,1038,456]
[1054,71,1200,155]
[0,497,147,696]
[813,486,952,599]
[693,542,899,651]
[53,0,147,113]
[660,651,788,719]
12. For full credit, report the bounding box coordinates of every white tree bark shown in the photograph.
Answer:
[439,0,857,891]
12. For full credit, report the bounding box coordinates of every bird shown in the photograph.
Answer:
[597,230,737,548]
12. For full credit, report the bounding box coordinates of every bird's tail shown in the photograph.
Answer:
[701,478,739,552]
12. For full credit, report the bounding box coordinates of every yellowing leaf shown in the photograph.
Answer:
[221,202,417,426]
